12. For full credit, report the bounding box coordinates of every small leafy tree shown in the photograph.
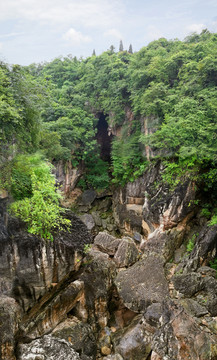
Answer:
[10,153,70,240]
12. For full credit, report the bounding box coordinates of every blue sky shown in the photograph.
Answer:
[0,0,217,65]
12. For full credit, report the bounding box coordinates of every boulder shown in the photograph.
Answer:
[94,232,120,255]
[115,256,169,312]
[80,214,95,230]
[172,273,204,297]
[114,237,139,267]
[112,315,153,360]
[52,317,96,358]
[80,249,116,328]
[81,190,96,206]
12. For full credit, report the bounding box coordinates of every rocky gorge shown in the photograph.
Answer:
[0,161,217,360]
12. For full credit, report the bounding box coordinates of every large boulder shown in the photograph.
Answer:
[115,255,169,312]
[112,315,154,360]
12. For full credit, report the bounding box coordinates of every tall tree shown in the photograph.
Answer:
[119,40,124,52]
[109,45,115,54]
[92,49,96,56]
[128,44,133,54]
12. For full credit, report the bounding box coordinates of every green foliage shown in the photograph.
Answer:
[209,258,217,271]
[209,213,217,226]
[10,153,70,240]
[112,129,147,186]
[2,30,217,196]
[200,205,211,219]
[78,150,110,190]
[186,234,196,252]
[83,244,92,254]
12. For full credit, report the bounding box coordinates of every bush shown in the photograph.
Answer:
[10,153,70,240]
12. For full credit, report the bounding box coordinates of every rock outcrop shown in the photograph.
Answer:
[1,162,217,360]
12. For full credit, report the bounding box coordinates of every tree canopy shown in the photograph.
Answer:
[1,29,217,234]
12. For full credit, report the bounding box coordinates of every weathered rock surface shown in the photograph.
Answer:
[0,211,91,312]
[113,162,196,234]
[112,315,154,360]
[80,213,95,230]
[17,335,81,360]
[52,317,96,358]
[0,296,21,360]
[115,255,169,312]
[114,237,139,268]
[94,232,120,255]
[1,163,217,360]
[152,301,217,360]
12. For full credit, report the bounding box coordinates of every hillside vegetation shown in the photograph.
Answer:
[1,29,217,235]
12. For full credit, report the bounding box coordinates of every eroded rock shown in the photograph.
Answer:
[115,256,169,312]
[114,237,139,268]
[17,335,81,360]
[94,232,120,255]
[0,296,21,360]
[52,317,96,358]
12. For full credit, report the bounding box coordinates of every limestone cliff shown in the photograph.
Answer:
[0,162,217,360]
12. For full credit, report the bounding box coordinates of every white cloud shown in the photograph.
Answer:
[186,23,206,33]
[0,0,124,28]
[104,28,122,40]
[0,32,24,39]
[63,28,92,44]
[0,42,3,50]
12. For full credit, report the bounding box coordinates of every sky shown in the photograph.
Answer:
[0,0,217,65]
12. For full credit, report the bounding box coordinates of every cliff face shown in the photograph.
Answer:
[0,163,217,360]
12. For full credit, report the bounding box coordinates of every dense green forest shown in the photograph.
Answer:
[1,29,217,236]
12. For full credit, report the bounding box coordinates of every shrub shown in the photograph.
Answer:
[10,153,70,240]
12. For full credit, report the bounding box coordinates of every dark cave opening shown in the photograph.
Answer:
[96,114,113,163]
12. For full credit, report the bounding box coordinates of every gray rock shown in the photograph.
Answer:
[115,256,169,312]
[97,197,112,211]
[144,303,163,326]
[91,211,102,227]
[197,266,217,278]
[207,298,217,316]
[103,355,123,360]
[172,273,204,297]
[0,212,91,312]
[0,295,21,360]
[152,301,217,360]
[94,232,120,255]
[113,315,153,360]
[18,335,81,360]
[19,280,84,340]
[52,317,96,357]
[133,232,142,243]
[80,214,95,230]
[107,223,115,232]
[114,237,139,268]
[181,298,208,317]
[81,190,96,206]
